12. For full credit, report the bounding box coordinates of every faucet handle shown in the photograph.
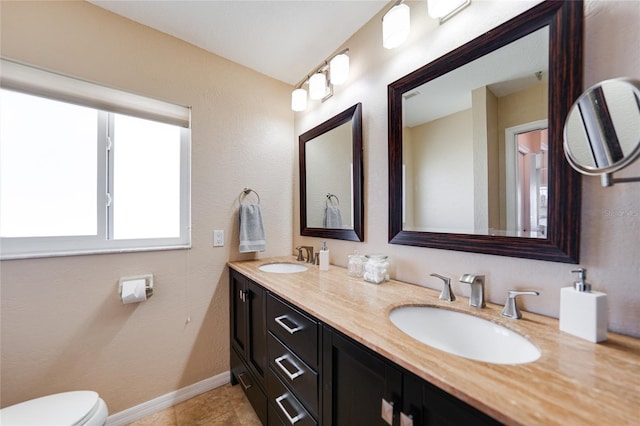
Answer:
[295,246,304,262]
[501,290,539,319]
[430,273,456,302]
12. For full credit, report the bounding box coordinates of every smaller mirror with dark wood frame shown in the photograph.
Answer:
[300,103,364,241]
[388,1,583,263]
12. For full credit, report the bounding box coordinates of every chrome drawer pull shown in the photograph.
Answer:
[275,355,304,381]
[237,372,252,390]
[400,412,414,426]
[275,315,303,334]
[275,394,305,425]
[381,398,394,425]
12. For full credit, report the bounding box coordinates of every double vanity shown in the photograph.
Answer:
[229,257,640,425]
[238,1,640,424]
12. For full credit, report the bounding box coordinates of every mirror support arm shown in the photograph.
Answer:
[601,173,640,187]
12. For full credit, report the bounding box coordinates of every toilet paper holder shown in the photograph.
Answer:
[119,274,154,302]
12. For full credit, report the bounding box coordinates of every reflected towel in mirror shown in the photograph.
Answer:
[323,206,343,228]
[239,203,266,253]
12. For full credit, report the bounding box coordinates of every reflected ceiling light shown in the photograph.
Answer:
[291,87,307,112]
[290,49,350,111]
[383,1,410,49]
[428,0,471,24]
[309,72,328,100]
[329,53,349,86]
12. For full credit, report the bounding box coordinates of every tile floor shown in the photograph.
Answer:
[128,383,261,425]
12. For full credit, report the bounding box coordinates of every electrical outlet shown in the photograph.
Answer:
[213,230,224,247]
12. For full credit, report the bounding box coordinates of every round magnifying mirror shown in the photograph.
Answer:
[564,78,640,180]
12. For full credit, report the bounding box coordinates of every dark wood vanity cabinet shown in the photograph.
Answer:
[229,269,268,424]
[403,375,502,426]
[230,270,500,426]
[266,293,320,425]
[322,326,402,425]
[322,327,501,426]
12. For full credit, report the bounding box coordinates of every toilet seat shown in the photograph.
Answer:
[0,391,108,426]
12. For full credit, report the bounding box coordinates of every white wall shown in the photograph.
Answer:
[293,0,640,337]
[406,109,474,232]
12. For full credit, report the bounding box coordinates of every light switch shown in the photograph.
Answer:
[213,230,224,247]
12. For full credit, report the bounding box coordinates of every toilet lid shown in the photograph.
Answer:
[0,391,99,426]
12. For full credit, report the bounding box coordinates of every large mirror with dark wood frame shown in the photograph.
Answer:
[300,103,364,241]
[388,1,583,263]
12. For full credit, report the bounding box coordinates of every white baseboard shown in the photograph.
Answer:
[105,371,231,426]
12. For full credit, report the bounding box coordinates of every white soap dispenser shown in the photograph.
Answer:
[559,268,608,342]
[319,241,329,271]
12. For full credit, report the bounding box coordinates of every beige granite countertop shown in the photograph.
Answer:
[228,257,640,426]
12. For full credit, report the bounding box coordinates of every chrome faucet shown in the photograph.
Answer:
[430,273,456,302]
[501,290,539,319]
[459,274,485,308]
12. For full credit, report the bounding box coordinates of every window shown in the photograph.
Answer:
[0,59,191,259]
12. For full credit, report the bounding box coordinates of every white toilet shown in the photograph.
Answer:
[0,391,108,426]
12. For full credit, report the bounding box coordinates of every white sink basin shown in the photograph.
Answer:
[389,306,540,364]
[258,263,308,273]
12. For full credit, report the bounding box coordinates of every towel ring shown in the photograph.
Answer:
[325,193,339,207]
[239,188,260,205]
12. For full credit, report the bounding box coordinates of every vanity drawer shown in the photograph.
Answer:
[268,332,319,418]
[267,368,317,426]
[267,294,318,369]
[231,347,267,425]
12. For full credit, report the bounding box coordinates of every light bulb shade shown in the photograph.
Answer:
[428,0,470,21]
[309,72,328,100]
[291,88,307,111]
[329,53,349,86]
[383,3,410,49]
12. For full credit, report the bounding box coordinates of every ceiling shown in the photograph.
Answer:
[403,26,549,127]
[89,0,388,86]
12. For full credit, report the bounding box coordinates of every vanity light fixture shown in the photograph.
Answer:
[329,53,349,86]
[309,71,328,100]
[427,0,471,24]
[383,1,410,49]
[290,49,350,111]
[291,87,307,112]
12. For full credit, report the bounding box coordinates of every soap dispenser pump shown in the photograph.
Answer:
[559,268,608,342]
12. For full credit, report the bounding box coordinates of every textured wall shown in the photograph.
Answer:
[0,0,293,413]
[293,0,640,337]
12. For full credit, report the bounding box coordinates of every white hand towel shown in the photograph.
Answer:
[323,206,343,229]
[239,203,266,253]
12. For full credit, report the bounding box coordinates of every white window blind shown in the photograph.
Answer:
[0,58,190,128]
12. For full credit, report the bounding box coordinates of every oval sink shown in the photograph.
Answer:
[258,263,308,273]
[389,306,540,364]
